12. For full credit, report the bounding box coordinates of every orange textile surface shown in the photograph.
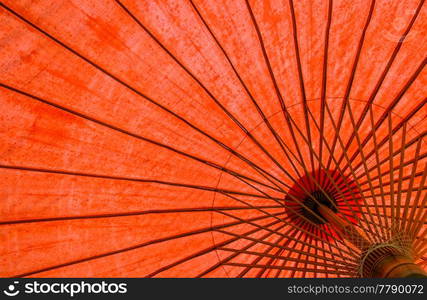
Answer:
[0,0,426,277]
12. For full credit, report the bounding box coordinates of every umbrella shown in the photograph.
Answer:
[0,0,426,278]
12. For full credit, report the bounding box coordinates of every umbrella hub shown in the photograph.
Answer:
[318,206,427,278]
[284,169,363,240]
[359,244,427,278]
[301,190,336,224]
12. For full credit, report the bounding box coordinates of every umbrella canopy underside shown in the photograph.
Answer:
[0,0,426,277]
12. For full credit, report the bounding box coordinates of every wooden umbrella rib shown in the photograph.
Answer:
[215,198,354,259]
[360,152,427,186]
[274,230,306,278]
[227,174,288,208]
[303,99,370,223]
[245,0,320,182]
[149,217,288,277]
[359,169,425,191]
[307,227,319,279]
[287,0,316,174]
[218,209,353,262]
[291,226,314,278]
[355,131,426,181]
[215,196,289,230]
[250,225,300,277]
[249,103,339,218]
[249,227,298,278]
[219,248,357,272]
[343,203,424,209]
[224,215,302,278]
[196,220,295,278]
[238,223,300,277]
[319,236,334,278]
[340,66,427,176]
[189,0,305,182]
[223,262,355,276]
[284,105,344,203]
[0,83,288,198]
[350,100,426,180]
[264,99,354,224]
[0,164,284,204]
[267,223,313,278]
[322,99,383,243]
[318,0,334,187]
[272,230,306,278]
[214,229,357,267]
[408,164,427,238]
[349,212,426,230]
[0,205,285,226]
[12,211,286,278]
[414,218,427,252]
[113,0,294,192]
[275,220,323,278]
[416,244,427,260]
[402,139,423,234]
[396,122,408,233]
[415,229,427,253]
[0,73,378,268]
[199,93,362,235]
[291,95,387,234]
[346,100,385,241]
[286,149,427,197]
[224,186,357,254]
[338,185,426,200]
[360,104,388,240]
[0,3,291,195]
[326,0,376,170]
[320,229,340,279]
[306,114,367,232]
[337,209,408,234]
[0,0,425,279]
[259,246,287,278]
[302,230,316,278]
[316,99,377,233]
[387,113,395,241]
[334,0,425,170]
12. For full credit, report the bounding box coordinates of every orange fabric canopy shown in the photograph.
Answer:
[0,0,426,277]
